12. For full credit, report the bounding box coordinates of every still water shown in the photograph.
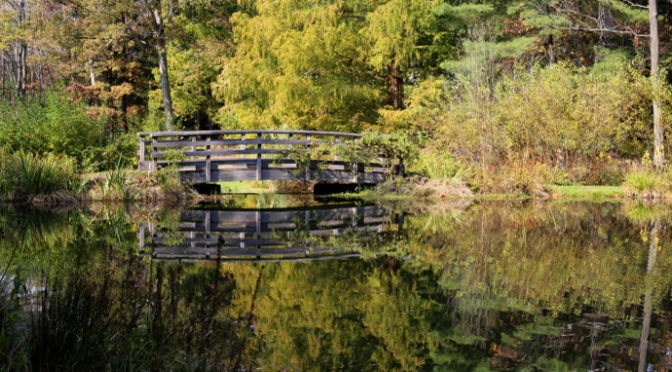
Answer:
[1,196,671,371]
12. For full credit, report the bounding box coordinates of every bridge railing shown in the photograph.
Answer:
[137,130,399,183]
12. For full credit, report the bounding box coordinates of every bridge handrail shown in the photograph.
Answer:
[138,129,363,138]
[136,129,398,183]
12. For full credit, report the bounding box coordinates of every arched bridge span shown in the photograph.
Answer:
[137,130,401,184]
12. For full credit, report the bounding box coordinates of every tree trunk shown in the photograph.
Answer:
[157,42,174,130]
[15,0,27,99]
[544,34,554,64]
[649,0,664,168]
[387,61,404,110]
[152,2,175,131]
[1,55,6,99]
[88,59,96,86]
[15,42,27,98]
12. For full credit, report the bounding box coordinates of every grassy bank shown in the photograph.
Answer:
[551,186,624,200]
[0,150,648,206]
[330,182,627,203]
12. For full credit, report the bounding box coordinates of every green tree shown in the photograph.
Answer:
[148,0,238,129]
[212,0,381,131]
[364,0,437,109]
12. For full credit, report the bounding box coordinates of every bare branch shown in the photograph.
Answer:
[617,0,648,9]
[556,25,649,37]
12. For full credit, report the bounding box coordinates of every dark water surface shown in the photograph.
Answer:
[1,197,671,371]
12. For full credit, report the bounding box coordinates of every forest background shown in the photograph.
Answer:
[2,0,672,197]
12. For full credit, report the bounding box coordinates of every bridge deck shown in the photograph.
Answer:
[137,130,399,184]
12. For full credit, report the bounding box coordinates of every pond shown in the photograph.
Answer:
[0,197,671,371]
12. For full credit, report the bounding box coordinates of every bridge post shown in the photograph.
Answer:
[190,136,196,160]
[204,210,211,235]
[256,132,262,181]
[137,135,145,169]
[205,135,212,182]
[138,223,145,251]
[352,162,359,183]
[305,135,312,180]
[397,157,405,177]
[150,136,157,172]
[239,133,246,159]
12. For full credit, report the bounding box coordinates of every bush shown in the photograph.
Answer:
[0,92,106,161]
[157,150,188,197]
[407,62,658,186]
[0,149,83,201]
[99,157,132,201]
[333,131,419,174]
[82,132,139,171]
[495,63,651,161]
[473,160,552,196]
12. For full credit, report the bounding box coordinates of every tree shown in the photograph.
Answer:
[141,0,175,130]
[212,0,380,131]
[364,0,437,110]
[147,0,238,129]
[648,0,664,168]
[0,0,30,99]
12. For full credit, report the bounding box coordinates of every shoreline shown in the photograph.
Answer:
[0,185,632,209]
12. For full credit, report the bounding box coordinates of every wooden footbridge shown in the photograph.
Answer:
[138,205,402,262]
[137,130,400,184]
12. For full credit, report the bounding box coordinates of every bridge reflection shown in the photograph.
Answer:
[139,204,401,262]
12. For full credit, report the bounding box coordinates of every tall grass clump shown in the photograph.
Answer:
[0,149,83,201]
[157,150,189,198]
[413,150,465,180]
[99,157,132,200]
[622,166,671,199]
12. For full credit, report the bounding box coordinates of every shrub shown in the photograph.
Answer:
[333,131,419,174]
[495,63,651,161]
[407,62,659,186]
[473,160,552,196]
[0,93,106,161]
[157,150,188,197]
[83,133,139,171]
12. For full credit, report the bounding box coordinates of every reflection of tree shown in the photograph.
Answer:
[398,201,672,370]
[1,201,672,370]
[639,218,659,372]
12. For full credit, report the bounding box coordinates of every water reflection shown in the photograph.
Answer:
[140,204,401,262]
[0,200,671,371]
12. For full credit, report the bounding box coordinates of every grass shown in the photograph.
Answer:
[551,185,624,200]
[216,181,299,194]
[331,189,413,201]
[332,185,626,202]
